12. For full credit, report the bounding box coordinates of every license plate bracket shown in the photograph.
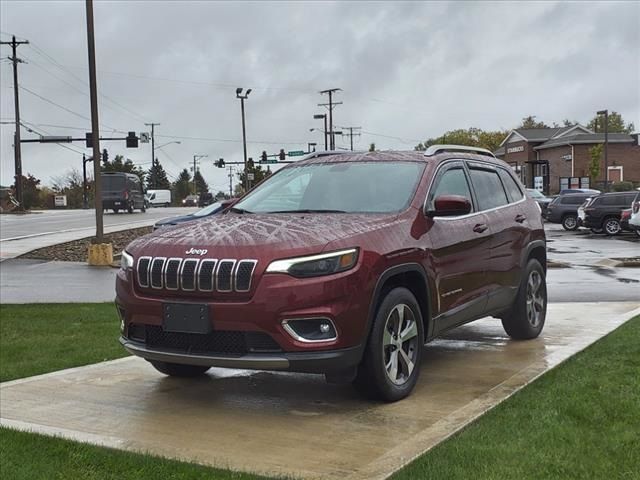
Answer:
[162,303,211,334]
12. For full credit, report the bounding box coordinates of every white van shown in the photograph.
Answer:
[145,189,172,207]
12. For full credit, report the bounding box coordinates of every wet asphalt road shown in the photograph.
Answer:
[0,207,198,241]
[545,223,639,303]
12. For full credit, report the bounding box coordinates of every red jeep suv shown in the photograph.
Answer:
[117,146,547,402]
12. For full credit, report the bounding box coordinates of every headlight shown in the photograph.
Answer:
[266,248,358,278]
[120,250,134,270]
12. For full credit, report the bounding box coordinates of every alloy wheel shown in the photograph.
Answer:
[604,219,621,235]
[382,304,418,385]
[563,216,577,230]
[526,270,545,327]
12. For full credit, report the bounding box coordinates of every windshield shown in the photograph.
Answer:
[192,202,223,217]
[234,161,424,214]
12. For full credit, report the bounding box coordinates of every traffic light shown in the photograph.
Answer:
[247,157,254,169]
[102,148,109,163]
[215,158,225,168]
[279,149,286,161]
[125,131,138,148]
[85,132,93,148]
[260,151,268,164]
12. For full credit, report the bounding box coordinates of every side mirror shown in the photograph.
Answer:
[427,195,472,217]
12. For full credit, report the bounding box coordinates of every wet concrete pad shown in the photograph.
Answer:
[2,302,638,479]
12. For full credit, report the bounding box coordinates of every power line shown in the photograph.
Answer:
[27,41,150,123]
[17,84,122,132]
[154,133,306,146]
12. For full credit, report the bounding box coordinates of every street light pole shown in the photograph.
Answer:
[597,109,609,192]
[236,88,252,193]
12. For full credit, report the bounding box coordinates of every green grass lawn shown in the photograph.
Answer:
[0,303,127,382]
[1,304,638,479]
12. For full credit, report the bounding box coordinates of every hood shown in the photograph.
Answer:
[128,212,398,259]
[154,214,195,227]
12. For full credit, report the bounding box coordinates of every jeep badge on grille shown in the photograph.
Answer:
[185,248,208,256]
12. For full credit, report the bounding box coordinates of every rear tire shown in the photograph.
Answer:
[603,217,621,236]
[353,287,424,402]
[149,361,210,377]
[561,214,578,231]
[502,259,547,340]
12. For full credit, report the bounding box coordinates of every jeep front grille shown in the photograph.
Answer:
[136,256,257,294]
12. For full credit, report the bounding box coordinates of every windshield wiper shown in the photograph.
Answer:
[267,209,347,214]
[228,206,253,214]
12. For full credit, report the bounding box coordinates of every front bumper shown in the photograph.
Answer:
[120,336,364,373]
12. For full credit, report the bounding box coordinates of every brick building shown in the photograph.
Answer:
[494,125,640,194]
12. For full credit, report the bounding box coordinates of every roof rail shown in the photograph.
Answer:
[424,144,496,158]
[301,150,364,160]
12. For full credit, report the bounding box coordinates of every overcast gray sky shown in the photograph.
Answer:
[1,0,639,192]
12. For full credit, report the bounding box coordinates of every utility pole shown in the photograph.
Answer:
[319,88,342,150]
[597,109,609,192]
[145,122,160,188]
[85,0,104,242]
[192,154,207,195]
[1,35,29,211]
[236,88,251,192]
[341,126,362,151]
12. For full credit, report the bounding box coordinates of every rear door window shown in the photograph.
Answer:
[497,169,523,203]
[561,195,587,205]
[468,167,509,211]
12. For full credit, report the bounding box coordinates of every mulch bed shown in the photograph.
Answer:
[20,226,153,263]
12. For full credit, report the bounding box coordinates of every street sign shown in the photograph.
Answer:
[247,173,255,181]
[266,159,277,164]
[288,150,305,157]
[140,132,150,143]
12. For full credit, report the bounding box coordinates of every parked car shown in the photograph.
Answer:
[628,192,640,237]
[582,191,639,235]
[526,189,553,217]
[153,200,234,230]
[117,147,546,402]
[545,193,593,231]
[101,172,146,214]
[182,194,199,207]
[620,209,632,231]
[559,188,600,196]
[146,189,172,207]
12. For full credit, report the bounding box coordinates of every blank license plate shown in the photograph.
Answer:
[162,303,211,334]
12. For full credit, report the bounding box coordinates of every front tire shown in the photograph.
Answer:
[561,214,578,231]
[353,287,424,402]
[502,259,547,340]
[149,361,210,377]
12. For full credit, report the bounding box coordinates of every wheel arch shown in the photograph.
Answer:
[525,241,547,273]
[367,263,433,343]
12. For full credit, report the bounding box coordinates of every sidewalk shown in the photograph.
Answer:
[0,259,116,303]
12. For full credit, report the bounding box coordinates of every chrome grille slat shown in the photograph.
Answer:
[216,260,236,292]
[136,256,152,288]
[235,260,257,292]
[136,256,255,294]
[164,258,182,290]
[198,259,217,292]
[181,259,199,291]
[150,257,166,289]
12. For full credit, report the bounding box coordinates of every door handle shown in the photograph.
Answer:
[473,223,488,233]
[515,214,526,223]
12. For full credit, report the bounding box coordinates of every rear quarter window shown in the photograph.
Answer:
[497,169,524,203]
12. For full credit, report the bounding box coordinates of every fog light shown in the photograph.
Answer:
[282,318,337,343]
